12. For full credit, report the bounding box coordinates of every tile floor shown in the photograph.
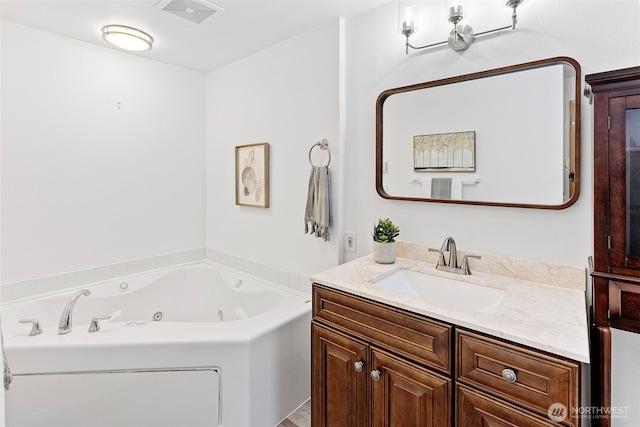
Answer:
[276,399,311,427]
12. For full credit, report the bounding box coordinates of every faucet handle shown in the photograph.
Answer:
[461,255,482,275]
[88,315,112,333]
[428,248,446,267]
[19,319,43,336]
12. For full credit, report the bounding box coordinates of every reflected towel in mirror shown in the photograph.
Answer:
[414,178,463,200]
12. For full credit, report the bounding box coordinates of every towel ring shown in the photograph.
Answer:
[309,139,331,167]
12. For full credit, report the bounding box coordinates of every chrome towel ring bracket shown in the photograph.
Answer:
[309,139,331,167]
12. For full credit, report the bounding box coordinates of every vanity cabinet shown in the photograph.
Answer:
[311,284,452,427]
[311,284,581,427]
[586,67,640,427]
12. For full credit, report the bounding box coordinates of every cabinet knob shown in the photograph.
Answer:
[501,368,517,383]
[354,361,364,372]
[370,370,381,381]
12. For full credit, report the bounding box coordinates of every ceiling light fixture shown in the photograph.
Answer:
[399,0,528,54]
[101,25,154,52]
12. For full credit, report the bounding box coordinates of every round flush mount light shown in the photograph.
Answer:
[101,25,154,52]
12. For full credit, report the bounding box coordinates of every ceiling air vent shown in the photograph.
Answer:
[155,0,224,24]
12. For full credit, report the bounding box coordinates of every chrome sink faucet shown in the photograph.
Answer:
[58,289,91,335]
[441,236,458,268]
[429,237,481,275]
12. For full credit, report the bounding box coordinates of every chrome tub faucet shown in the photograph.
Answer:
[58,289,91,335]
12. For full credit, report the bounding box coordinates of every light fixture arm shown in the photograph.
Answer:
[405,35,448,55]
[405,23,514,54]
[473,24,513,39]
[403,1,525,54]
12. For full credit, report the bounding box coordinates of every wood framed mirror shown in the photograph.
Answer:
[376,56,581,209]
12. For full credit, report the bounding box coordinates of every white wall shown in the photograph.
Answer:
[205,20,343,278]
[343,1,639,425]
[0,21,207,284]
[344,0,639,266]
[611,329,640,424]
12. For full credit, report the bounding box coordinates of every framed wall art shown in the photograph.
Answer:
[235,142,269,208]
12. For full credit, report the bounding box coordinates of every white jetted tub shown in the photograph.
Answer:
[1,261,312,427]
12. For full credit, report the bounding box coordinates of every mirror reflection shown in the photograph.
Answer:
[376,57,580,209]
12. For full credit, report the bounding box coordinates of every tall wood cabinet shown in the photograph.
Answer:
[586,66,640,427]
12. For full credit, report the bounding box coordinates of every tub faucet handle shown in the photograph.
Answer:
[19,319,43,336]
[88,315,112,333]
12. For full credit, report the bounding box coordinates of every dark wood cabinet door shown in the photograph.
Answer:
[607,94,640,273]
[370,348,452,427]
[312,323,369,427]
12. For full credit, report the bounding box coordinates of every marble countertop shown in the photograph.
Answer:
[310,255,590,363]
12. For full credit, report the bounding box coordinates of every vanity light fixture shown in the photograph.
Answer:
[399,0,527,54]
[101,25,154,52]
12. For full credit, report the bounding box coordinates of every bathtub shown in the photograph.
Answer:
[1,261,312,427]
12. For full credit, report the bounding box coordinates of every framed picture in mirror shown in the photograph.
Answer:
[413,131,476,172]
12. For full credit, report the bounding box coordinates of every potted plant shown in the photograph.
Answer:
[372,218,400,264]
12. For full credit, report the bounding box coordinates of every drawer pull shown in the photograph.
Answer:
[354,361,364,372]
[501,368,517,383]
[371,370,381,381]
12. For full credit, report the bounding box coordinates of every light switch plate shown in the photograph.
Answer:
[345,232,356,253]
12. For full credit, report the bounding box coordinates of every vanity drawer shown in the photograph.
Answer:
[456,384,563,427]
[312,284,452,374]
[456,329,579,424]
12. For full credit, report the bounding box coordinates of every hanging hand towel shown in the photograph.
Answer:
[304,166,332,241]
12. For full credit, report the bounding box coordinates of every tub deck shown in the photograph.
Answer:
[2,261,312,427]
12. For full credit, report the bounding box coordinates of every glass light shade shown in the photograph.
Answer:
[102,25,154,52]
[398,1,419,35]
[503,0,528,8]
[444,0,468,21]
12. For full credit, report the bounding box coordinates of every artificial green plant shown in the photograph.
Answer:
[372,218,400,243]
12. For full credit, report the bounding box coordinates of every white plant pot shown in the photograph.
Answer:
[372,241,396,264]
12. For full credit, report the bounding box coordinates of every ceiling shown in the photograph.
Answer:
[0,0,390,73]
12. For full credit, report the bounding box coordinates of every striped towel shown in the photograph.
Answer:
[304,166,332,241]
[431,178,452,199]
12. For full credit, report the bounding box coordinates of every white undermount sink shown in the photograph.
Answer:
[370,269,507,314]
